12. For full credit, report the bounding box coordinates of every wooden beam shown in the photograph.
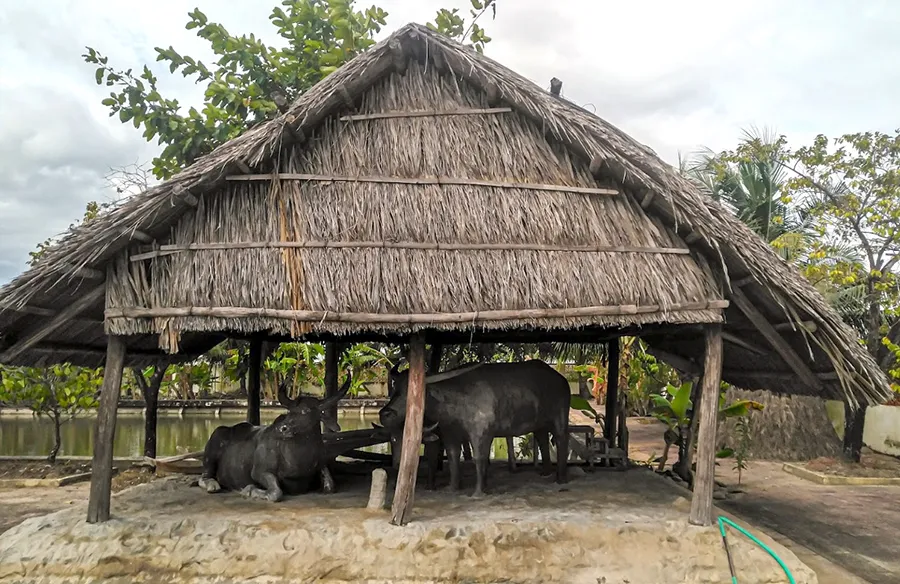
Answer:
[226,174,620,197]
[122,228,153,244]
[1,285,105,363]
[0,304,55,317]
[62,263,104,280]
[603,338,620,443]
[340,108,511,122]
[172,184,199,207]
[234,159,252,174]
[644,347,700,376]
[729,287,820,389]
[105,300,730,324]
[722,331,768,355]
[391,333,426,526]
[690,325,723,526]
[247,337,262,425]
[732,275,756,288]
[128,240,691,261]
[87,335,127,523]
[684,232,703,245]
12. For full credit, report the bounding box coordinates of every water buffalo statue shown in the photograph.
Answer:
[197,370,352,502]
[379,360,570,497]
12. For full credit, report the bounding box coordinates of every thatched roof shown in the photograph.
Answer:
[0,23,890,407]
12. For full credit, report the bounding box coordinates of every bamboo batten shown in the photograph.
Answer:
[129,241,691,262]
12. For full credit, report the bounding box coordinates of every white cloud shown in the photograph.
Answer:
[1,0,898,284]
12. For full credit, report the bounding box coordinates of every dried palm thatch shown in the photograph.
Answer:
[0,23,891,409]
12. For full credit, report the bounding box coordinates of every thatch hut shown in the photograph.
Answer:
[0,23,890,527]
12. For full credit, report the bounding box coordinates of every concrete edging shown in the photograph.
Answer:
[782,462,900,485]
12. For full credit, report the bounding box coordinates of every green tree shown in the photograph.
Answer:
[0,365,102,462]
[84,0,498,179]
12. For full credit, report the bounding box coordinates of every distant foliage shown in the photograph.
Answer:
[0,365,103,462]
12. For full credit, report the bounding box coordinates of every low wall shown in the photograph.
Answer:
[825,400,900,456]
[862,405,900,457]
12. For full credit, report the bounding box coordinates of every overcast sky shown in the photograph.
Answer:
[1,0,898,285]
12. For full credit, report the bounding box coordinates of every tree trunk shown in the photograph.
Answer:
[141,364,167,460]
[865,277,883,356]
[49,410,62,464]
[843,403,867,463]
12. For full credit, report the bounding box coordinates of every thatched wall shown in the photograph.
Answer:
[107,63,722,347]
[718,388,842,461]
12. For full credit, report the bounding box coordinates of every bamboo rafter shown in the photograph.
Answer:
[105,300,729,323]
[340,107,512,121]
[225,174,619,196]
[128,241,692,262]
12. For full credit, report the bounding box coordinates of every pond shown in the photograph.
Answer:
[0,410,518,460]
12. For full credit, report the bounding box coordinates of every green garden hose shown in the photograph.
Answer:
[717,516,796,584]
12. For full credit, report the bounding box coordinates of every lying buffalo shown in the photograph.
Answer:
[379,360,570,497]
[197,370,351,501]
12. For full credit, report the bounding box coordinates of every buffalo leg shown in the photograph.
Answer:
[320,465,336,494]
[198,428,227,493]
[535,431,553,476]
[446,441,463,491]
[424,439,441,490]
[472,436,492,498]
[506,436,517,473]
[244,471,283,502]
[553,424,569,484]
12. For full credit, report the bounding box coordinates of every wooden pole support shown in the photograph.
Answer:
[324,342,341,428]
[603,338,620,443]
[689,325,723,526]
[86,335,127,524]
[247,337,263,425]
[390,333,427,526]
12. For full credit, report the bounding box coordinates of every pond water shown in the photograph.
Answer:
[0,410,517,460]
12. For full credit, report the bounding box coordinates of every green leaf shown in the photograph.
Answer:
[670,381,693,419]
[716,448,735,458]
[95,67,105,84]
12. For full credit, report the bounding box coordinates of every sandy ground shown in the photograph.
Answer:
[0,463,816,584]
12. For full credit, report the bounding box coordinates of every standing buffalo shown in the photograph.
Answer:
[198,371,351,502]
[379,360,570,497]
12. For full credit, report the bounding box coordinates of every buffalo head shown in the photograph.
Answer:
[274,368,352,437]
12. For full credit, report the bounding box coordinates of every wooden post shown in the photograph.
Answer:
[690,325,724,526]
[247,337,262,425]
[390,333,426,526]
[324,342,341,428]
[604,338,620,443]
[87,335,127,524]
[428,343,443,374]
[675,375,702,484]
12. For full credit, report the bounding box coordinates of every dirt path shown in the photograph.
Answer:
[0,483,90,534]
